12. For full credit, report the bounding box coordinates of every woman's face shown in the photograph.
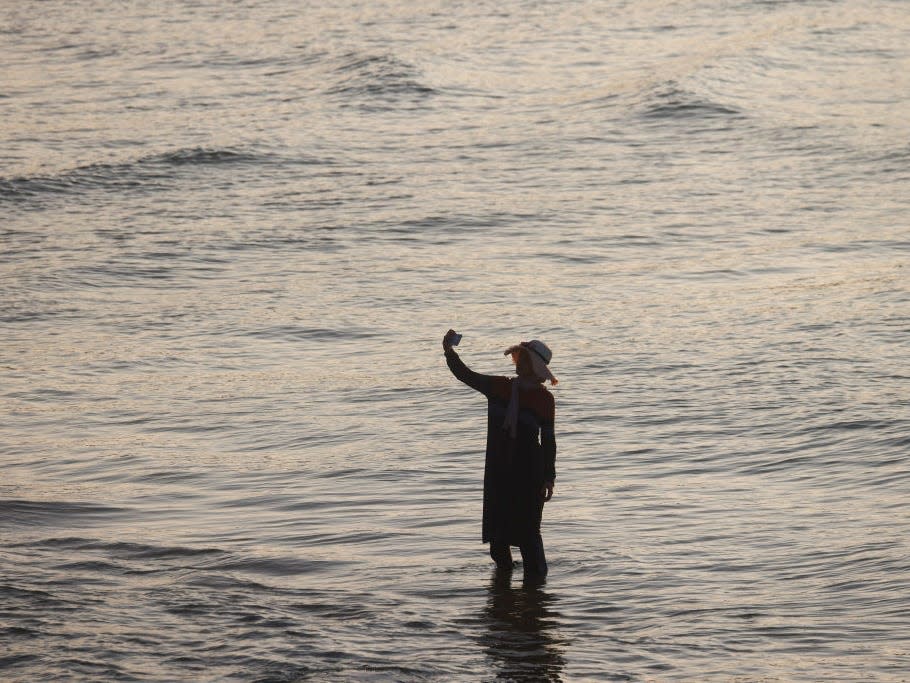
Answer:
[512,347,535,377]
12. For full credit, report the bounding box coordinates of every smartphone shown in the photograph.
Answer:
[450,332,462,346]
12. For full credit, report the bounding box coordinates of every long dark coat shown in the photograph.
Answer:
[445,349,557,545]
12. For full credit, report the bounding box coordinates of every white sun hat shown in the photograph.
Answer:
[504,339,558,385]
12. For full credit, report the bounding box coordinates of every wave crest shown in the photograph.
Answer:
[326,53,436,107]
[638,82,745,122]
[0,147,314,204]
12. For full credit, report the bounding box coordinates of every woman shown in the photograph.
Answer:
[442,329,558,576]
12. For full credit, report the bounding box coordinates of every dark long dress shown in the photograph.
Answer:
[445,348,557,545]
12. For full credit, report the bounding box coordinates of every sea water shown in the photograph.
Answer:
[2,0,909,680]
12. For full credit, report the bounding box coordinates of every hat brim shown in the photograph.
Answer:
[529,353,557,384]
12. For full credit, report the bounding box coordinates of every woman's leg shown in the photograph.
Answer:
[519,534,547,576]
[489,538,514,570]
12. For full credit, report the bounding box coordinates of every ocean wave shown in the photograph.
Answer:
[0,147,322,204]
[206,556,349,576]
[13,536,225,560]
[637,82,745,123]
[326,52,436,106]
[0,500,131,527]
[241,325,379,341]
[854,144,910,179]
[150,148,263,166]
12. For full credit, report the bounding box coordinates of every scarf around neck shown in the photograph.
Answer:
[502,377,540,438]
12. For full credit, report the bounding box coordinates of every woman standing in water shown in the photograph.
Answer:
[442,330,558,577]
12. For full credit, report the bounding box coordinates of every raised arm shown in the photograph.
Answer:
[443,329,492,396]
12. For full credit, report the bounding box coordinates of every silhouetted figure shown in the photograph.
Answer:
[443,330,558,577]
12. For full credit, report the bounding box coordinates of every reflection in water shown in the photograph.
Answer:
[479,570,567,682]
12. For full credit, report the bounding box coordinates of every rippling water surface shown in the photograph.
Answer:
[2,0,909,680]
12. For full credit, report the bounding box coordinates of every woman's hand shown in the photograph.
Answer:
[541,481,554,502]
[443,329,458,351]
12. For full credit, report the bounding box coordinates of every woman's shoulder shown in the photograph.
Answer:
[522,384,555,419]
[489,375,513,399]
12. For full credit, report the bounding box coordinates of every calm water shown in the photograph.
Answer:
[2,0,909,680]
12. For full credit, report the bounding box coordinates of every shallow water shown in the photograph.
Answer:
[2,0,909,680]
